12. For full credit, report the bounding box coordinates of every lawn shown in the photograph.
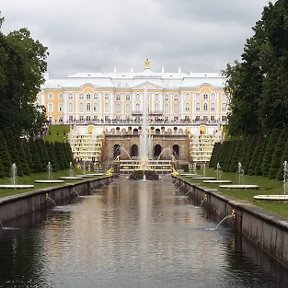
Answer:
[181,168,288,219]
[0,168,99,198]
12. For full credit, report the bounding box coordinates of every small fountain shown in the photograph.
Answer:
[219,162,259,189]
[254,160,288,201]
[206,209,236,231]
[35,162,64,183]
[0,163,34,189]
[60,162,83,180]
[203,162,232,184]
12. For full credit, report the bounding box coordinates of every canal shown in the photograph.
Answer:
[0,176,288,287]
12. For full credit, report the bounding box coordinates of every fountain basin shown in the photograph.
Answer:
[193,176,217,180]
[35,180,65,183]
[203,180,232,184]
[0,185,34,189]
[253,195,288,201]
[219,184,259,189]
[59,176,83,180]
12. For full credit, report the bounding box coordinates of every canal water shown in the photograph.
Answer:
[0,176,288,288]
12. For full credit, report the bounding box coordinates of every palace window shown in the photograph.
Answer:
[185,103,190,112]
[59,103,63,112]
[94,93,99,100]
[48,93,53,100]
[136,103,140,113]
[126,94,131,101]
[211,102,215,112]
[211,93,216,101]
[155,94,159,101]
[68,102,73,113]
[222,93,228,102]
[68,93,73,100]
[222,102,227,112]
[203,103,208,111]
[94,103,98,112]
[105,93,110,100]
[211,115,215,121]
[79,103,84,112]
[174,103,179,113]
[126,103,131,113]
[174,95,179,101]
[164,94,169,101]
[59,93,64,100]
[154,102,159,112]
[86,93,91,100]
[196,102,200,112]
[196,93,200,101]
[48,103,53,112]
[136,94,140,101]
[79,93,84,100]
[87,102,91,112]
[116,103,121,113]
[203,93,208,100]
[185,93,189,101]
[116,94,121,101]
[164,103,168,113]
[105,102,110,112]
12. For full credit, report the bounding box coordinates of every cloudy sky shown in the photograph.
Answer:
[1,0,276,78]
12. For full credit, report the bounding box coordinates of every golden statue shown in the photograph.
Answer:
[144,58,150,70]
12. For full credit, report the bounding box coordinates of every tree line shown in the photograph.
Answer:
[0,130,74,178]
[224,0,288,136]
[209,128,288,180]
[0,13,75,177]
[0,13,48,137]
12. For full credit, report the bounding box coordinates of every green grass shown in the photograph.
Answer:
[182,168,288,219]
[44,124,70,143]
[0,168,97,198]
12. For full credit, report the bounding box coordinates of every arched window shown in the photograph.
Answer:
[155,102,159,112]
[172,145,180,159]
[155,94,159,101]
[48,93,53,100]
[113,144,120,159]
[59,103,63,112]
[196,93,200,101]
[196,102,200,112]
[174,103,179,113]
[94,93,98,100]
[174,95,179,101]
[164,103,168,113]
[126,94,131,101]
[222,102,227,112]
[222,93,228,102]
[185,93,189,101]
[211,102,215,112]
[211,93,216,101]
[94,103,98,112]
[126,103,130,113]
[116,94,121,101]
[164,94,169,101]
[48,103,53,112]
[86,102,91,112]
[154,145,162,158]
[79,103,83,112]
[59,93,64,100]
[131,144,138,158]
[68,102,73,113]
[136,103,140,113]
[79,93,84,100]
[68,93,73,100]
[203,93,208,100]
[136,94,140,101]
[105,93,110,100]
[116,103,121,113]
[86,93,91,100]
[105,102,110,112]
[203,103,208,111]
[185,103,189,112]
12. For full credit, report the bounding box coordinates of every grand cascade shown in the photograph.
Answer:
[37,60,228,172]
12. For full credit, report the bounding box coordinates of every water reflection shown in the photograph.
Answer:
[0,177,287,288]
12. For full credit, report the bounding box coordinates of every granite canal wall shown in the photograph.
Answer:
[173,176,288,269]
[0,176,112,225]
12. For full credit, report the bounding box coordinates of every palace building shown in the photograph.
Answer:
[37,60,228,170]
